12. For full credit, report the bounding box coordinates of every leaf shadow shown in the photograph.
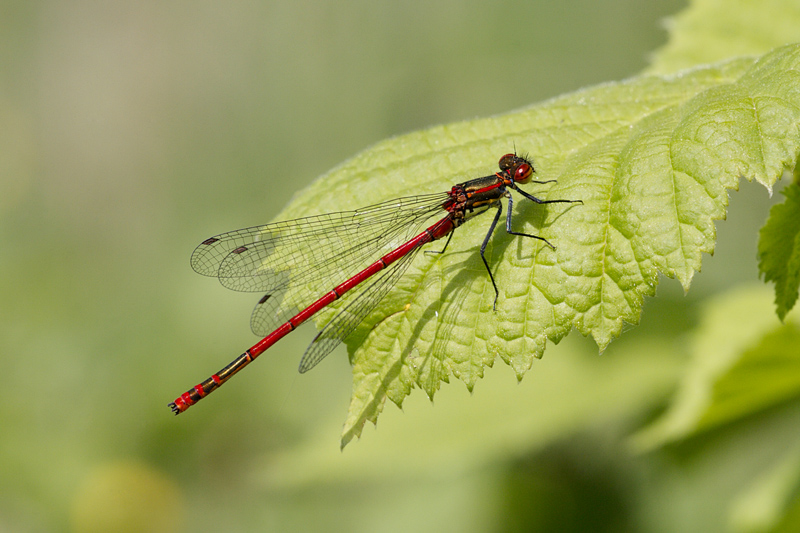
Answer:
[343,199,583,443]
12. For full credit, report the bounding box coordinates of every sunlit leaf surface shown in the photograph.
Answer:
[268,45,800,445]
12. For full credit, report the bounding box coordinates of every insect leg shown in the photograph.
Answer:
[505,194,556,250]
[480,204,504,310]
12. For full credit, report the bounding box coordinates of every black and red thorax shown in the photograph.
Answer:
[442,153,535,228]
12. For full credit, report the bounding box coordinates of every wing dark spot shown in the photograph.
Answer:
[201,237,219,245]
[258,294,270,305]
[232,246,248,254]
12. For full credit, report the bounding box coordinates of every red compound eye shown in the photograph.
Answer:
[514,163,532,183]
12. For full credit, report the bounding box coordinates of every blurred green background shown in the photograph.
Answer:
[3,1,793,531]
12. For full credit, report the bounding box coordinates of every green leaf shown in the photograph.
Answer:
[258,334,682,490]
[759,183,800,320]
[630,283,800,532]
[632,284,800,448]
[631,284,788,449]
[698,321,800,432]
[275,44,800,447]
[647,0,800,74]
[729,442,800,533]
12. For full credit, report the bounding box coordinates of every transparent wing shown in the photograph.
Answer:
[298,247,422,373]
[190,192,448,336]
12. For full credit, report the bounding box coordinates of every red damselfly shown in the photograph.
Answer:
[169,153,581,414]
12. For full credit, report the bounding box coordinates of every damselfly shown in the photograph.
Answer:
[169,153,580,414]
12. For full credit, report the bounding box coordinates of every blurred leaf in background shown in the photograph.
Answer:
[759,178,800,321]
[2,0,800,532]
